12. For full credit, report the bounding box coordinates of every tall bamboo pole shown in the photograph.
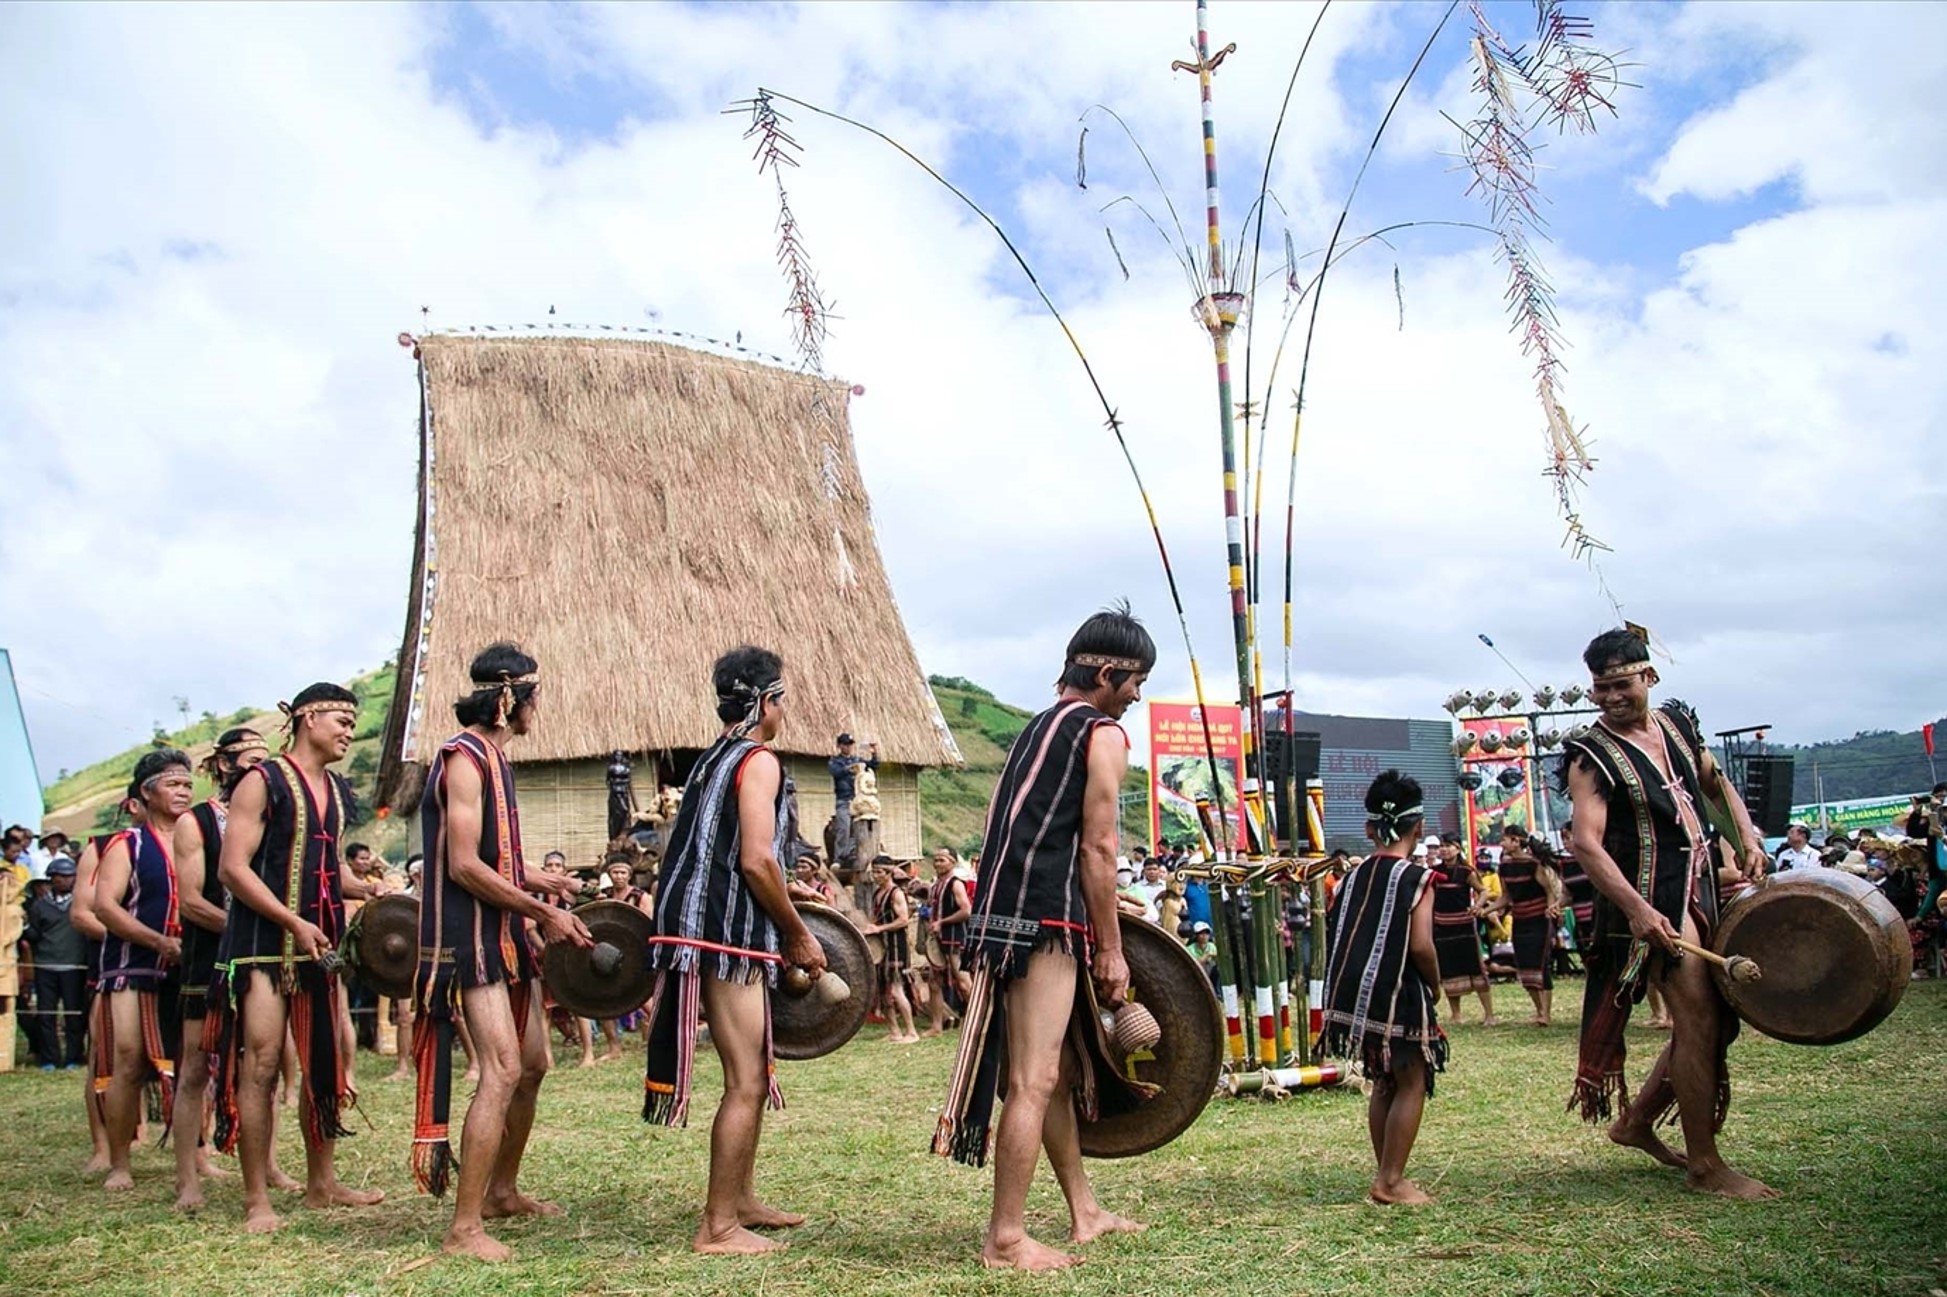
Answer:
[1177,0,1262,857]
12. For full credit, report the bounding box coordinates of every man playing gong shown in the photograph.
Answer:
[644,645,826,1256]
[934,605,1150,1271]
[1563,628,1774,1199]
[414,643,592,1262]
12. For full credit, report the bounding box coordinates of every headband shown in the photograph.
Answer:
[218,735,270,757]
[279,698,358,747]
[1365,800,1425,845]
[468,670,540,729]
[1592,661,1655,684]
[719,678,786,740]
[1070,653,1146,673]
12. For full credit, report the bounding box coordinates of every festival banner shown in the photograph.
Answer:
[1788,794,1917,837]
[1148,701,1242,851]
[1458,716,1537,861]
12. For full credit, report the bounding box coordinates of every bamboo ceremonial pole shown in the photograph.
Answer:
[1209,882,1247,1066]
[1248,876,1277,1067]
[1177,0,1264,857]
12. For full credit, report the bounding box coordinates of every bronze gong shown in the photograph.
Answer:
[543,900,655,1021]
[1078,913,1223,1159]
[1711,870,1912,1045]
[772,902,873,1061]
[340,894,418,1000]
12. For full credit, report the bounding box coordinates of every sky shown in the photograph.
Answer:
[3,0,1943,787]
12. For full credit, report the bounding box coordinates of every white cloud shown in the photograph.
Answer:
[1,0,1942,790]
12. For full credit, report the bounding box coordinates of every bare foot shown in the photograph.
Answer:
[920,1028,943,1038]
[1480,1016,1500,1027]
[1369,1178,1433,1205]
[1647,1017,1672,1031]
[304,1182,385,1209]
[198,1153,231,1179]
[738,1201,806,1230]
[1531,1016,1550,1027]
[981,1234,1082,1271]
[578,1055,599,1069]
[83,1153,112,1175]
[1687,1165,1779,1200]
[383,1069,413,1083]
[483,1192,564,1219]
[175,1185,205,1213]
[693,1223,786,1255]
[103,1168,134,1192]
[268,1166,303,1193]
[443,1225,513,1263]
[1070,1207,1145,1244]
[243,1206,284,1234]
[1609,1117,1687,1170]
[600,1049,623,1063]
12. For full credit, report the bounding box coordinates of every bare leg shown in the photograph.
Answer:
[1044,1051,1142,1244]
[577,1017,597,1068]
[1478,985,1497,1026]
[483,989,563,1219]
[458,1017,480,1084]
[386,1004,415,1081]
[100,990,145,1191]
[1366,1071,1389,1165]
[174,1018,212,1210]
[1646,982,1671,1029]
[1526,986,1547,1024]
[1608,1040,1687,1170]
[1663,915,1776,1200]
[981,952,1083,1272]
[337,991,358,1090]
[279,1029,298,1108]
[443,982,522,1262]
[693,975,790,1254]
[883,976,916,1043]
[1537,988,1552,1027]
[923,970,947,1037]
[599,1018,622,1061]
[83,1040,112,1173]
[299,982,383,1213]
[238,975,290,1232]
[1369,1058,1431,1204]
[1444,993,1463,1023]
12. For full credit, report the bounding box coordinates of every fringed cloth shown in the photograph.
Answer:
[930,929,1158,1167]
[409,979,533,1196]
[1319,856,1447,1096]
[641,939,784,1128]
[1568,903,1738,1130]
[206,962,354,1155]
[90,980,178,1134]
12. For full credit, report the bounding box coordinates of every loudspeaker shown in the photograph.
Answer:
[1262,730,1321,850]
[1742,754,1795,837]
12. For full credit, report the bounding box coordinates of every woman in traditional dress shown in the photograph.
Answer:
[1428,837,1496,1025]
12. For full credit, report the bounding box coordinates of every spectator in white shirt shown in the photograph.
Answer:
[1775,823,1821,871]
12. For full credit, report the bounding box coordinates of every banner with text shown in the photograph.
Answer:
[1149,701,1242,852]
[1459,716,1538,861]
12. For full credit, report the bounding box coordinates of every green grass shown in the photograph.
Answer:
[5,982,1944,1296]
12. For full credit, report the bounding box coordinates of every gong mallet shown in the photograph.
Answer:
[1671,937,1762,983]
[781,964,852,1005]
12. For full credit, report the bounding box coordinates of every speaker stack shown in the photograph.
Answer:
[1741,754,1796,837]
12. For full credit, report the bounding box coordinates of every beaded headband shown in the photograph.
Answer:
[1592,660,1655,684]
[1071,653,1147,672]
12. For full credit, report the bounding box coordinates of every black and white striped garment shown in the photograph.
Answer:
[963,698,1123,979]
[1321,853,1447,1092]
[648,733,791,984]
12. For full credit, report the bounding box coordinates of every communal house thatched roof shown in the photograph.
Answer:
[376,333,961,811]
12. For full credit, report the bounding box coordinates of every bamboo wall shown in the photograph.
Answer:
[503,757,925,867]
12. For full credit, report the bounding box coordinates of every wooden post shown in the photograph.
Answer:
[0,871,20,1072]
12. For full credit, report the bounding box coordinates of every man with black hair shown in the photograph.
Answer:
[91,749,196,1190]
[411,643,591,1262]
[934,604,1151,1271]
[646,644,826,1256]
[208,683,384,1233]
[1563,628,1774,1200]
[171,726,269,1211]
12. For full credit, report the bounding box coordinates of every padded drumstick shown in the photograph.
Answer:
[589,942,624,978]
[1672,937,1762,983]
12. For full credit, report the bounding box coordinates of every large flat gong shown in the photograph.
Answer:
[1713,870,1911,1045]
[772,902,874,1061]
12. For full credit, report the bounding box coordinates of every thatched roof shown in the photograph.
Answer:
[377,334,961,810]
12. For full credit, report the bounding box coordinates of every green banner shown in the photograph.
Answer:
[1789,795,1916,835]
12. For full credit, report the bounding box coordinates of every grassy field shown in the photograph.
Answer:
[3,980,1942,1297]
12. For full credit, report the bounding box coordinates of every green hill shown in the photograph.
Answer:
[1768,720,1946,804]
[920,676,1151,852]
[42,667,1151,861]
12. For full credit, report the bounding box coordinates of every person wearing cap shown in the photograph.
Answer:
[864,857,919,1043]
[1187,921,1219,992]
[1773,824,1820,872]
[25,855,87,1069]
[827,732,879,869]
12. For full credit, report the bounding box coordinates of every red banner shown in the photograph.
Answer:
[1925,723,1935,757]
[1148,701,1242,852]
[1458,716,1538,861]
